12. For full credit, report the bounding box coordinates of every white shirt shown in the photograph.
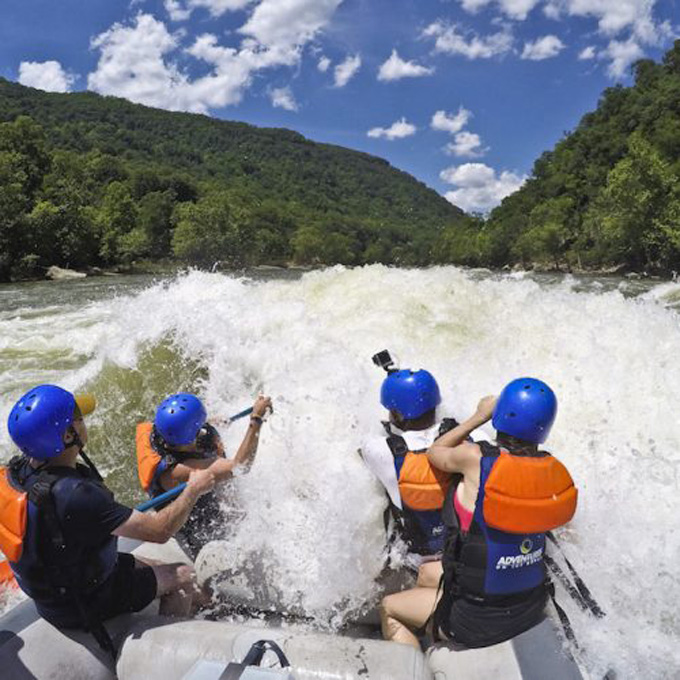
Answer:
[360,420,492,511]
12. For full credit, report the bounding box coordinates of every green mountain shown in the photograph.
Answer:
[0,77,467,281]
[470,40,680,274]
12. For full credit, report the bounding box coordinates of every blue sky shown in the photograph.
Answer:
[1,0,678,212]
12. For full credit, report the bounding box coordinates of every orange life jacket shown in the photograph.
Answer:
[483,448,577,534]
[0,466,27,563]
[135,422,161,494]
[397,452,451,511]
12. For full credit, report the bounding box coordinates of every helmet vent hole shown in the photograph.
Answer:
[524,385,531,389]
[25,406,32,412]
[509,411,516,417]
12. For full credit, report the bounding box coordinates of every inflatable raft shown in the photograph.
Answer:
[0,538,584,680]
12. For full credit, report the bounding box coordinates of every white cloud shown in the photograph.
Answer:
[456,0,671,56]
[88,16,237,113]
[240,0,343,52]
[440,163,526,213]
[270,85,298,110]
[377,49,434,81]
[521,35,565,60]
[18,60,75,93]
[602,38,645,78]
[333,54,361,87]
[164,0,192,21]
[459,0,541,21]
[164,0,255,21]
[423,21,514,59]
[431,107,472,134]
[317,55,331,72]
[446,131,487,158]
[367,117,417,141]
[88,5,343,114]
[579,45,597,60]
[544,0,670,45]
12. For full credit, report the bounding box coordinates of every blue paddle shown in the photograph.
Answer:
[135,406,254,513]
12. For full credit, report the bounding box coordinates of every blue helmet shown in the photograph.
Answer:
[154,393,207,446]
[492,378,557,444]
[8,385,77,460]
[380,369,441,420]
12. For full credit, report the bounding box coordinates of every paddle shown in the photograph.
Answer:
[0,405,255,589]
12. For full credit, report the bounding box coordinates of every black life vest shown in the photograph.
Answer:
[385,418,459,555]
[5,457,119,604]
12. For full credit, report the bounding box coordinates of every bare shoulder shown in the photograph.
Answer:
[428,440,481,474]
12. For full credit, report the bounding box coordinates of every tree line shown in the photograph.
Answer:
[0,78,469,282]
[3,38,680,281]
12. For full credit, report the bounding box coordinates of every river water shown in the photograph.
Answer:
[0,266,678,679]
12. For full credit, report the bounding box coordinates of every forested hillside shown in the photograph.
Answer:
[436,40,680,274]
[0,78,467,281]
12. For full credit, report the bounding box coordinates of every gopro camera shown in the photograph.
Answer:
[372,349,396,373]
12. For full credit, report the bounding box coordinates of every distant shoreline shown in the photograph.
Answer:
[5,260,673,285]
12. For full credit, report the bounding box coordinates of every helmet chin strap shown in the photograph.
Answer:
[63,427,103,481]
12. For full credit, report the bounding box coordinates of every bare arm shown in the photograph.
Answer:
[114,468,215,543]
[160,396,272,486]
[427,396,497,474]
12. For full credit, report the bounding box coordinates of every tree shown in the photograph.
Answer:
[0,116,50,199]
[291,224,356,265]
[137,190,176,258]
[172,192,250,266]
[26,201,97,269]
[585,134,679,269]
[95,181,138,263]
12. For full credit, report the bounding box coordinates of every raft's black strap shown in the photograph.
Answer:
[545,554,590,613]
[547,532,605,619]
[242,640,290,667]
[220,640,290,679]
[547,581,579,659]
[71,589,118,660]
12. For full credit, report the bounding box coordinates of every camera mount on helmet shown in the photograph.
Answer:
[372,349,398,374]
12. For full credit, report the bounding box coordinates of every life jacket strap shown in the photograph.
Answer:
[385,434,409,459]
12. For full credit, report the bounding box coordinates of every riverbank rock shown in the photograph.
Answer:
[46,266,87,280]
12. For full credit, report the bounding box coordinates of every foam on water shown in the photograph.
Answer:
[0,267,678,678]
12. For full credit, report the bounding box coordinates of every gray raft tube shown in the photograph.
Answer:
[0,538,584,680]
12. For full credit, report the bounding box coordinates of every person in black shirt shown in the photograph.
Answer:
[3,384,215,638]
